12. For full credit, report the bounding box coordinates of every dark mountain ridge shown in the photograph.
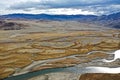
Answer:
[1,13,97,21]
[0,12,120,28]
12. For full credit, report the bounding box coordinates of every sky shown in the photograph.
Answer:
[0,0,120,15]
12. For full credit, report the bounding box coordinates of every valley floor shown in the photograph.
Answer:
[0,20,120,80]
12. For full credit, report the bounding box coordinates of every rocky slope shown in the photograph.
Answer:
[79,73,120,80]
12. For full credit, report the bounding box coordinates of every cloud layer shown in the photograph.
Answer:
[0,0,120,15]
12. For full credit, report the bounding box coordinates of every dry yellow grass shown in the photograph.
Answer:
[0,20,120,79]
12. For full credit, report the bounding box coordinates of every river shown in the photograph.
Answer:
[4,50,120,80]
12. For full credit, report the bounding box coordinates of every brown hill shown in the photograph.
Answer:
[0,20,24,30]
[79,73,120,80]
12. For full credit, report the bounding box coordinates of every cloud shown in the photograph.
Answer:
[0,0,120,15]
[9,0,120,10]
[10,0,120,9]
[82,4,120,15]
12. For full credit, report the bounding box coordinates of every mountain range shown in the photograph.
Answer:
[0,12,120,28]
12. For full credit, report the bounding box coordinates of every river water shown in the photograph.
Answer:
[4,50,120,80]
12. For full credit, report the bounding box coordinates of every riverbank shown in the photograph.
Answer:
[4,50,120,80]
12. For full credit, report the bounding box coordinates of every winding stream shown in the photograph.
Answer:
[4,50,120,80]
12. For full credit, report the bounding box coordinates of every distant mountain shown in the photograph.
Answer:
[99,12,120,20]
[95,12,120,28]
[1,13,97,21]
[0,12,120,28]
[1,12,120,20]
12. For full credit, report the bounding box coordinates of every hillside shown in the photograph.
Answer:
[0,20,24,30]
[94,12,120,28]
